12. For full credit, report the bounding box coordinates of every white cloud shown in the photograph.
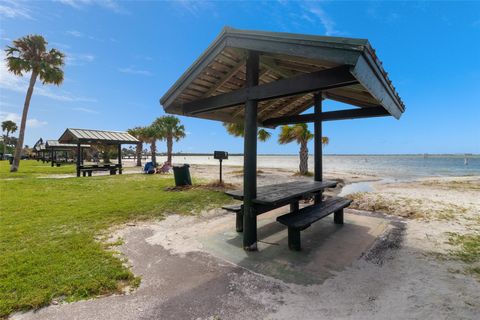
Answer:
[305,4,341,36]
[0,51,97,102]
[0,0,32,19]
[65,30,103,41]
[49,42,71,50]
[66,30,84,37]
[172,0,215,17]
[27,118,48,128]
[66,52,95,65]
[118,67,152,76]
[72,107,99,114]
[56,0,128,14]
[0,111,47,128]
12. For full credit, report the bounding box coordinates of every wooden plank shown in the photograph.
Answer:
[262,106,391,127]
[276,197,352,228]
[260,56,297,78]
[226,180,337,206]
[323,91,379,108]
[202,59,245,98]
[183,65,357,115]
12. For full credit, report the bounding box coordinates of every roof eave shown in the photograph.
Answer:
[351,49,405,119]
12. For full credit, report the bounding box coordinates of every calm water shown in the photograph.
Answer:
[163,154,480,179]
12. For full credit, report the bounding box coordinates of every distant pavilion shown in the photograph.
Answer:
[58,128,138,177]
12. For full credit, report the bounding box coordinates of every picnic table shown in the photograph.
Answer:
[226,180,336,206]
[225,180,352,250]
[79,164,122,176]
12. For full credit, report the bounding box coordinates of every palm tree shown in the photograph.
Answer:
[1,120,18,160]
[153,116,186,165]
[5,35,65,172]
[128,126,148,167]
[144,124,164,165]
[278,123,329,175]
[223,122,272,142]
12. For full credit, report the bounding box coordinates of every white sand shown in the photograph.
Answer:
[130,166,480,319]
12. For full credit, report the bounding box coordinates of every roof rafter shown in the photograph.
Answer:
[183,65,357,115]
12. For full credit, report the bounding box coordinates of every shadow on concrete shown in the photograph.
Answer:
[200,208,389,285]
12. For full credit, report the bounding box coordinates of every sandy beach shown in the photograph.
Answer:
[14,161,480,320]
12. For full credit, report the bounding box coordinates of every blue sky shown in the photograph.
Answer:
[1,0,479,154]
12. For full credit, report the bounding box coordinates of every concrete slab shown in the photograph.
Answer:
[12,209,389,320]
[199,208,389,285]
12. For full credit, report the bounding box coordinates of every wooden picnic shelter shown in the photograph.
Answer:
[58,128,138,177]
[45,140,90,167]
[33,138,47,162]
[160,27,405,251]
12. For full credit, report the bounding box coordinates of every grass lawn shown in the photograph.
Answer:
[0,159,76,179]
[0,160,231,318]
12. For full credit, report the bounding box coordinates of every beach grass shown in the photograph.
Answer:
[346,192,468,220]
[0,161,231,317]
[446,232,480,278]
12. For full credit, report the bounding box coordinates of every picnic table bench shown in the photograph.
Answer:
[79,164,122,177]
[225,180,352,250]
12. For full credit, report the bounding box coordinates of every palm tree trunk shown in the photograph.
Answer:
[11,71,37,172]
[150,140,157,165]
[135,142,142,166]
[166,136,173,165]
[299,141,309,175]
[3,131,9,160]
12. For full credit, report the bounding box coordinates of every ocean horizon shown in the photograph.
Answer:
[150,154,480,179]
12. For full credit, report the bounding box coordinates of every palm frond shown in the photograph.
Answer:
[258,129,271,142]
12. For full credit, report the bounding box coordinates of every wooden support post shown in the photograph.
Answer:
[288,227,301,251]
[51,150,54,167]
[76,143,81,177]
[334,209,344,224]
[314,92,323,204]
[118,144,122,174]
[243,50,259,251]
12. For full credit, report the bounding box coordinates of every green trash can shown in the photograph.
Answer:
[173,164,192,186]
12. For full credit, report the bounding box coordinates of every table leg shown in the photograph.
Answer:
[288,227,301,251]
[334,209,344,224]
[290,201,299,214]
[236,206,244,233]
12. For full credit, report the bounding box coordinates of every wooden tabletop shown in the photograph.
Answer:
[225,180,337,206]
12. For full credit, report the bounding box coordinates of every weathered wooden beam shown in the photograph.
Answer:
[313,92,322,204]
[243,50,259,251]
[183,65,357,115]
[262,106,391,127]
[230,67,273,118]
